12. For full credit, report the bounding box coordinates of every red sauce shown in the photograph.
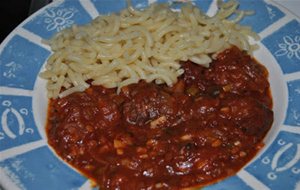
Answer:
[46,47,273,189]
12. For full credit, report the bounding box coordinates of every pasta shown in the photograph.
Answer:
[40,0,259,98]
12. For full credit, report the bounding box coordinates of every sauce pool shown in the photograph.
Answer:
[46,47,273,190]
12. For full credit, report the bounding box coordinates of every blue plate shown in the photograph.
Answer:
[0,0,299,189]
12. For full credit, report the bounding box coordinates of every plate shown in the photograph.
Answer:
[0,0,299,189]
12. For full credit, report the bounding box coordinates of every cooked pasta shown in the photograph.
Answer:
[40,0,259,98]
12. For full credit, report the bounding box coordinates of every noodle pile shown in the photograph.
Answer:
[40,0,259,98]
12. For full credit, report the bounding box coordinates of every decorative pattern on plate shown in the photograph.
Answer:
[0,95,41,151]
[237,0,284,33]
[91,0,149,14]
[0,0,299,189]
[285,80,300,126]
[156,0,213,12]
[0,146,86,190]
[0,35,50,90]
[246,131,300,190]
[262,20,300,74]
[44,7,76,32]
[23,0,92,39]
[275,36,300,60]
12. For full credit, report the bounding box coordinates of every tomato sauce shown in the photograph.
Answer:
[46,47,273,189]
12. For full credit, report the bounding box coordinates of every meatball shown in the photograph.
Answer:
[205,47,269,95]
[219,95,273,137]
[123,82,178,126]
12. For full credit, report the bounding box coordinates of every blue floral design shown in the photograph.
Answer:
[44,8,76,32]
[23,0,92,39]
[275,36,300,60]
[262,20,300,74]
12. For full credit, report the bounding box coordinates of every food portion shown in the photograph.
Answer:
[41,0,274,189]
[46,47,273,189]
[40,0,258,98]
